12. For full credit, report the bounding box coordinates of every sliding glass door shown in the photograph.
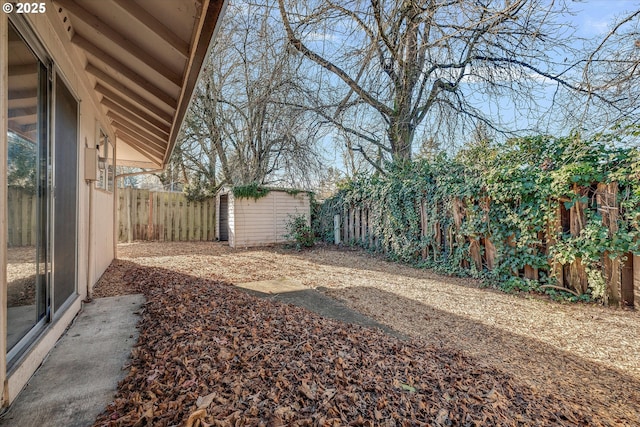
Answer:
[53,74,78,313]
[6,21,50,359]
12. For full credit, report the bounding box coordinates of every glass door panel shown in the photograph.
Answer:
[6,22,49,355]
[53,75,78,312]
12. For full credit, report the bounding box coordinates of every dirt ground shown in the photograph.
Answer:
[96,241,640,424]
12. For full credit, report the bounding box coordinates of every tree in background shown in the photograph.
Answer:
[580,9,640,131]
[7,133,37,192]
[174,0,324,199]
[278,0,638,170]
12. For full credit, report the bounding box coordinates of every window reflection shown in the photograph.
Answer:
[6,23,48,353]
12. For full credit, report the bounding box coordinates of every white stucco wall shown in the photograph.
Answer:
[92,189,115,284]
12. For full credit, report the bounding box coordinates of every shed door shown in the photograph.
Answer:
[219,195,229,241]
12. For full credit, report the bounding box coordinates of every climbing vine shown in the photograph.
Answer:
[316,127,640,303]
[232,183,271,200]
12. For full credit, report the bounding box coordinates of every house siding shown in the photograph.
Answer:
[92,190,115,285]
[1,11,117,405]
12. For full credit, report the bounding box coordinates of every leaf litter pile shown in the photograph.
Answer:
[94,266,599,427]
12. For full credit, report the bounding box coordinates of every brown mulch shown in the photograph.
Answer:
[7,276,35,307]
[6,247,38,306]
[94,265,606,427]
[93,242,640,426]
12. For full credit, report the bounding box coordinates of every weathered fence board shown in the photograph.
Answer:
[7,188,36,247]
[118,188,215,242]
[8,187,215,245]
[331,180,637,307]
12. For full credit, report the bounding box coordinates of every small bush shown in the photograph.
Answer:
[285,214,314,250]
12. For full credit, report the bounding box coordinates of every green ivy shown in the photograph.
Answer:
[316,127,640,303]
[232,183,271,200]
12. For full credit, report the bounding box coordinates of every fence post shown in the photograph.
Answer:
[362,209,368,248]
[334,214,341,244]
[29,194,36,246]
[355,208,361,243]
[633,255,640,308]
[349,208,355,243]
[342,206,348,243]
[368,208,374,249]
[126,188,132,243]
[148,191,153,240]
[601,182,621,305]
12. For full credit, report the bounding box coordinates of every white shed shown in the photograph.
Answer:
[216,186,311,248]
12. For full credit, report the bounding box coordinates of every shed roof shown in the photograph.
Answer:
[217,185,313,197]
[51,0,227,168]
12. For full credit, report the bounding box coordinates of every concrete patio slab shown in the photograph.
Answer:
[236,278,405,340]
[0,294,145,427]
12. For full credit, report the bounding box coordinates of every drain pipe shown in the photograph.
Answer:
[115,168,164,180]
[84,140,98,303]
[86,182,94,303]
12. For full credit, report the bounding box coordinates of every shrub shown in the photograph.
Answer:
[285,214,314,250]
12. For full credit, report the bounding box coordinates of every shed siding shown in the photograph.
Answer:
[227,192,235,247]
[274,192,310,240]
[228,190,310,248]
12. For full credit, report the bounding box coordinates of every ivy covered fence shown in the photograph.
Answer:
[315,130,640,306]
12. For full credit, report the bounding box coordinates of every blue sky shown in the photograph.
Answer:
[571,0,638,36]
[318,1,640,173]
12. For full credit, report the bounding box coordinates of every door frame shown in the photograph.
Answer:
[5,15,52,367]
[50,67,80,319]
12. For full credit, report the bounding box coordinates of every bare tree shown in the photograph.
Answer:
[580,9,640,129]
[175,0,324,195]
[277,0,633,168]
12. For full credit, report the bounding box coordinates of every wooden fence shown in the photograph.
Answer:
[335,182,640,307]
[118,188,215,242]
[7,188,37,247]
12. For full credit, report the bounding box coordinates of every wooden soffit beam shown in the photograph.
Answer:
[8,88,37,100]
[8,106,37,119]
[101,97,170,135]
[8,64,37,77]
[116,131,164,163]
[73,34,181,96]
[95,82,173,124]
[111,0,189,58]
[56,0,182,86]
[110,119,167,153]
[107,110,169,142]
[85,62,177,110]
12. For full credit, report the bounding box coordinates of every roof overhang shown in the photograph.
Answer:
[52,0,227,169]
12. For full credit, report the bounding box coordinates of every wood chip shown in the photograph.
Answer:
[91,242,640,426]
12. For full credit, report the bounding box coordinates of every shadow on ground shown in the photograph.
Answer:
[322,285,640,425]
[116,241,269,259]
[95,252,640,425]
[234,280,406,340]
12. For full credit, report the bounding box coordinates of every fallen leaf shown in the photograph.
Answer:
[185,409,205,427]
[299,380,316,400]
[196,392,216,409]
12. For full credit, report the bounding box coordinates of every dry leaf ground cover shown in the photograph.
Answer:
[93,242,640,425]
